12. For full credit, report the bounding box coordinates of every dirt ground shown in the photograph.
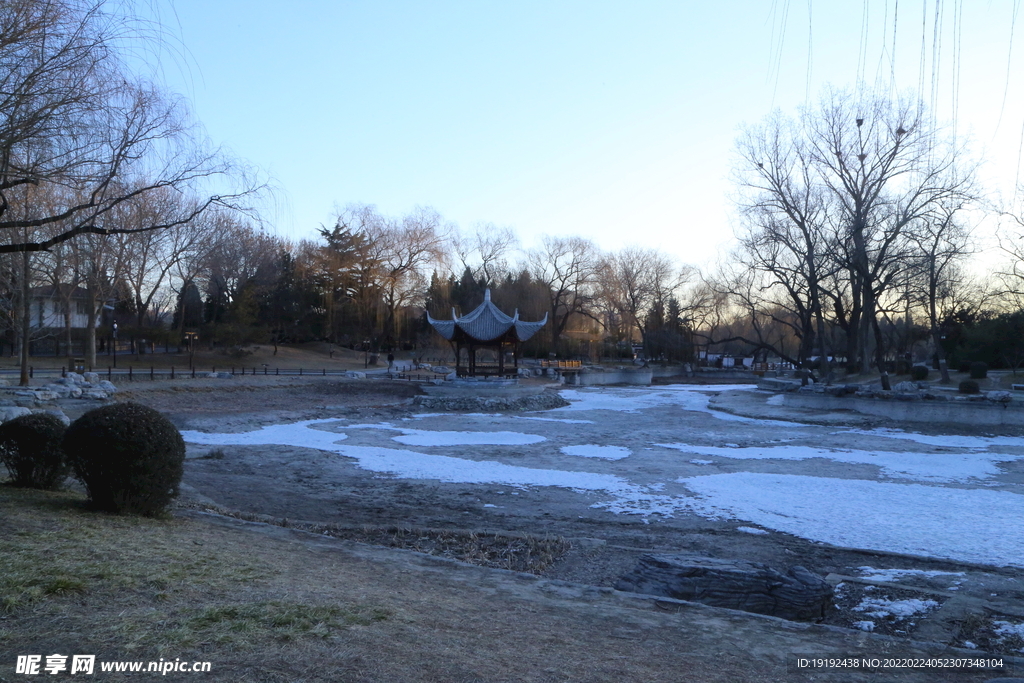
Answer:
[17,374,1024,681]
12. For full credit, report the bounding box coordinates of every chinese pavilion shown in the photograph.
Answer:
[427,289,547,378]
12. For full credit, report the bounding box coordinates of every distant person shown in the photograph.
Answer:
[387,352,395,370]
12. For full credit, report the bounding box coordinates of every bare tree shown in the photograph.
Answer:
[598,247,684,358]
[734,111,835,375]
[454,223,518,286]
[734,89,976,388]
[906,200,974,382]
[527,236,600,352]
[0,0,258,255]
[337,204,449,347]
[116,186,221,332]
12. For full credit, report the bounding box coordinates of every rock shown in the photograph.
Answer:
[893,381,919,393]
[0,406,32,422]
[345,371,366,379]
[987,391,1013,403]
[614,553,833,622]
[42,384,73,398]
[32,390,58,402]
[81,390,109,400]
[32,408,70,426]
[215,372,233,379]
[96,380,117,393]
[83,372,99,384]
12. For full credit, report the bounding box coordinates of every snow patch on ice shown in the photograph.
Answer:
[853,621,876,632]
[560,445,631,460]
[856,567,966,582]
[853,597,940,619]
[657,442,1019,482]
[516,416,595,424]
[994,620,1024,639]
[674,472,1024,567]
[839,428,1024,450]
[766,394,785,406]
[689,459,714,465]
[182,420,682,518]
[736,526,769,535]
[182,419,348,448]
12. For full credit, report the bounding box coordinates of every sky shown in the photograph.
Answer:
[147,1,1024,269]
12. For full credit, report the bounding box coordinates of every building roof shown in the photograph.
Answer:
[427,289,547,343]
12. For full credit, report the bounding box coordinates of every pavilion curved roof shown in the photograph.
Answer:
[427,289,547,343]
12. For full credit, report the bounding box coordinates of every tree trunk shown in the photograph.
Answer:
[19,251,30,386]
[931,324,951,383]
[872,314,891,391]
[86,284,98,369]
[64,301,73,367]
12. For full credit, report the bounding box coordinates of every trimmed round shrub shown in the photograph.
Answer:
[959,380,981,394]
[969,361,989,379]
[64,403,185,516]
[0,413,68,489]
[910,365,929,381]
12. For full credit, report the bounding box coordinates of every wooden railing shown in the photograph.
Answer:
[539,360,582,369]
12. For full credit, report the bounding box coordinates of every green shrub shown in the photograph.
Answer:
[959,380,981,394]
[0,413,68,489]
[969,361,988,379]
[910,365,929,381]
[64,403,185,516]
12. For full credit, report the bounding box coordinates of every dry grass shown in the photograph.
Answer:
[0,488,266,614]
[0,485,391,666]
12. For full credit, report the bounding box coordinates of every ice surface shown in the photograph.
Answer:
[657,442,1021,482]
[676,472,1024,567]
[556,386,806,427]
[346,422,546,446]
[560,445,631,460]
[183,421,667,512]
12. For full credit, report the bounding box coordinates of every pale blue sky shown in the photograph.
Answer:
[154,1,1024,267]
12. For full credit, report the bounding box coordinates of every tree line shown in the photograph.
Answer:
[5,2,1024,384]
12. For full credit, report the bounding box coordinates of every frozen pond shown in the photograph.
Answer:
[182,384,1024,568]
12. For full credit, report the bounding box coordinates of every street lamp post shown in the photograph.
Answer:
[184,331,198,370]
[112,321,118,368]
